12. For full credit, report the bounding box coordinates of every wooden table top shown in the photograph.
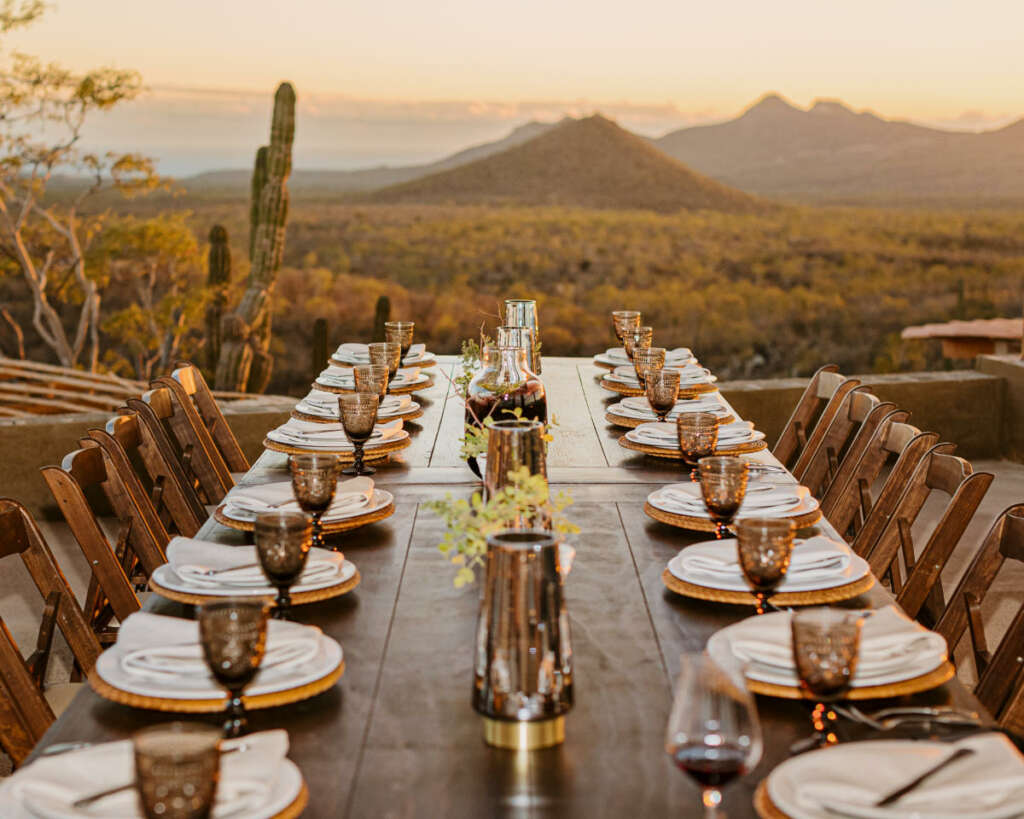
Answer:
[32,357,982,818]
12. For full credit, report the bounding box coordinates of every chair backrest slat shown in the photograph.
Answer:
[775,365,860,472]
[172,363,249,473]
[0,616,54,767]
[773,364,840,467]
[975,603,1024,728]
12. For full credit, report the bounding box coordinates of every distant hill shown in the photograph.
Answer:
[365,114,760,212]
[655,94,1024,202]
[183,119,558,195]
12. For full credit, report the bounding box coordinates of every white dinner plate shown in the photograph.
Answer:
[150,559,358,597]
[222,488,393,525]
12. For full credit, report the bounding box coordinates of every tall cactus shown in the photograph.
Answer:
[373,295,391,341]
[204,225,230,374]
[215,82,295,392]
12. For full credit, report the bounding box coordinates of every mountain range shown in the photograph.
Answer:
[183,94,1024,207]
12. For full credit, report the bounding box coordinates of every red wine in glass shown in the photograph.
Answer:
[670,742,749,788]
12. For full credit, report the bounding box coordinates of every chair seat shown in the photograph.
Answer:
[43,681,84,717]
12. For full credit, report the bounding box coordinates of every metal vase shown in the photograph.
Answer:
[473,529,573,749]
[484,419,547,498]
[504,299,542,374]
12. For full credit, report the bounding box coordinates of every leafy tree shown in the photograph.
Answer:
[0,1,159,369]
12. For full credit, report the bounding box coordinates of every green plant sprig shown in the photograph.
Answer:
[424,466,579,587]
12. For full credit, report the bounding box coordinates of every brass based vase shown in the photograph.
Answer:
[504,299,542,374]
[474,529,573,749]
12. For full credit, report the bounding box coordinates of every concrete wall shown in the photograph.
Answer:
[0,397,294,518]
[722,370,1005,461]
[976,355,1024,461]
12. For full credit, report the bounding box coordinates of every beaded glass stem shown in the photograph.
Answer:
[736,517,795,615]
[339,393,379,476]
[255,509,312,617]
[288,453,338,551]
[646,368,680,421]
[677,412,720,478]
[698,456,749,539]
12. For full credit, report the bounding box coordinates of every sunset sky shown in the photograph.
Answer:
[16,0,1024,173]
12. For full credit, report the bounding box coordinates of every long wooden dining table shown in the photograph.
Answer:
[31,357,985,818]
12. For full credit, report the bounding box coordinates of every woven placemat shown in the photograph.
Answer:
[149,569,361,607]
[261,436,410,462]
[644,501,823,533]
[291,406,423,425]
[329,355,437,369]
[753,781,788,819]
[660,567,875,606]
[88,661,344,714]
[604,409,735,429]
[314,378,429,396]
[618,435,767,459]
[214,501,395,534]
[600,378,718,398]
[743,660,955,701]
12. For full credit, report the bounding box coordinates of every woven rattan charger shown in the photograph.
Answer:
[619,435,767,459]
[314,376,430,396]
[149,568,362,607]
[330,354,437,369]
[604,407,735,429]
[600,377,718,398]
[643,500,823,533]
[290,405,423,425]
[744,660,954,701]
[214,499,395,534]
[262,435,410,463]
[660,567,875,606]
[88,659,345,714]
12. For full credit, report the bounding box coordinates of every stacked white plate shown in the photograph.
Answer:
[707,605,949,690]
[150,536,358,598]
[294,389,418,421]
[594,346,696,369]
[315,365,430,391]
[610,394,732,422]
[332,341,434,367]
[764,733,1024,819]
[667,534,871,594]
[94,611,343,702]
[647,480,819,521]
[604,362,716,387]
[626,420,766,452]
[220,477,392,526]
[0,730,305,818]
[266,418,408,452]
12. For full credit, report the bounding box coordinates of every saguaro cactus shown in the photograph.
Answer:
[215,82,295,392]
[373,295,391,341]
[204,225,230,374]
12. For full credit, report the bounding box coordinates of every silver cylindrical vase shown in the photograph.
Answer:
[504,299,542,374]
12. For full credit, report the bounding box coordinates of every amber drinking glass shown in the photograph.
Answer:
[645,368,680,421]
[698,456,749,539]
[339,393,379,476]
[632,347,666,389]
[353,363,389,400]
[288,453,337,551]
[677,412,720,472]
[736,517,796,615]
[611,310,641,344]
[623,325,653,362]
[198,599,269,738]
[791,609,863,747]
[254,510,312,618]
[368,341,401,381]
[134,722,221,819]
[384,320,415,358]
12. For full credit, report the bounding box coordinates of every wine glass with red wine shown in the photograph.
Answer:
[665,653,762,818]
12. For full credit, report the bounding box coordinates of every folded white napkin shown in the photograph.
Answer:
[609,363,714,385]
[631,420,755,446]
[266,417,403,450]
[3,730,290,819]
[117,612,321,681]
[619,395,728,419]
[317,365,421,387]
[605,346,694,364]
[652,482,806,518]
[680,535,852,581]
[295,390,412,419]
[334,341,427,363]
[729,605,947,682]
[222,477,374,520]
[167,537,344,589]
[786,734,1024,819]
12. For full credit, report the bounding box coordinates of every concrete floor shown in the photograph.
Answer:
[1,460,1022,771]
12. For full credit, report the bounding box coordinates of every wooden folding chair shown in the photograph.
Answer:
[976,604,1024,736]
[0,616,55,767]
[821,415,938,541]
[793,386,888,498]
[94,412,206,537]
[140,384,233,504]
[773,365,861,471]
[40,441,163,643]
[864,444,993,626]
[171,362,249,473]
[0,499,101,679]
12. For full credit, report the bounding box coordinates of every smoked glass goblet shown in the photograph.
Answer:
[677,412,720,476]
[368,341,401,381]
[384,320,415,358]
[646,368,680,421]
[611,310,641,344]
[353,363,389,401]
[288,452,338,550]
[736,517,795,615]
[198,599,268,738]
[632,347,666,389]
[791,608,863,748]
[255,509,312,617]
[133,722,221,819]
[339,393,379,476]
[698,456,749,539]
[623,325,653,362]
